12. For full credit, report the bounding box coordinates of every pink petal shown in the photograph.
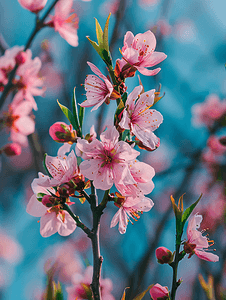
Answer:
[122,47,139,65]
[134,31,156,53]
[57,211,77,236]
[123,31,134,48]
[87,62,107,81]
[195,250,219,262]
[136,66,161,76]
[12,100,33,116]
[10,131,28,147]
[141,51,167,68]
[14,116,35,136]
[115,141,140,161]
[100,126,119,148]
[110,208,121,228]
[130,161,155,183]
[57,143,72,157]
[40,212,60,237]
[57,25,78,47]
[119,110,130,130]
[26,194,47,217]
[132,126,159,149]
[118,209,128,234]
[79,159,101,181]
[126,85,143,111]
[55,0,73,20]
[93,167,114,190]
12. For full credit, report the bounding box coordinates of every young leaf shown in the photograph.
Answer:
[57,100,78,132]
[72,88,82,137]
[79,106,85,132]
[103,13,111,53]
[43,153,53,178]
[95,18,103,47]
[86,37,102,57]
[121,287,130,300]
[181,194,202,225]
[133,284,154,300]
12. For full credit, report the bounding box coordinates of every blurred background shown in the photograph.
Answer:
[0,0,226,299]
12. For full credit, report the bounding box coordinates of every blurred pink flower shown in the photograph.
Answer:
[191,94,226,128]
[184,213,219,262]
[174,20,196,43]
[49,0,79,47]
[110,193,154,234]
[66,266,115,300]
[207,135,226,155]
[76,126,140,190]
[0,231,23,264]
[120,30,167,76]
[80,62,120,111]
[1,143,22,156]
[2,101,35,147]
[119,85,163,150]
[12,56,45,111]
[98,0,119,16]
[26,172,77,237]
[149,283,169,300]
[156,19,172,36]
[18,0,47,13]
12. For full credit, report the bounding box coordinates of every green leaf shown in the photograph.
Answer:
[102,49,112,66]
[79,106,85,132]
[95,18,103,46]
[57,100,78,132]
[86,37,102,57]
[181,194,202,225]
[121,287,130,300]
[103,13,111,53]
[133,284,154,300]
[72,88,82,136]
[43,153,53,178]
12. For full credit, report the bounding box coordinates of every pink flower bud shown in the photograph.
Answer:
[207,135,226,155]
[42,195,56,207]
[49,122,76,143]
[15,52,27,65]
[155,246,173,264]
[150,283,169,300]
[18,0,48,13]
[2,143,22,156]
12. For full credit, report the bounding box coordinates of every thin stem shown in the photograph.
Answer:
[62,204,92,237]
[90,186,103,300]
[170,236,182,300]
[0,0,60,110]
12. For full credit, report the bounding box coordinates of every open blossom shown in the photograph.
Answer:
[150,283,169,300]
[12,57,45,111]
[110,193,154,234]
[191,94,226,128]
[49,0,79,47]
[76,126,140,190]
[80,62,120,111]
[66,266,115,300]
[26,172,77,237]
[119,85,163,150]
[18,0,47,13]
[119,30,167,76]
[115,159,155,196]
[184,213,219,262]
[1,101,35,147]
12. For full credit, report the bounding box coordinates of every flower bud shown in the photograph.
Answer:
[15,51,27,65]
[18,0,48,13]
[49,122,76,143]
[2,143,22,156]
[42,195,57,207]
[150,284,170,300]
[155,247,173,264]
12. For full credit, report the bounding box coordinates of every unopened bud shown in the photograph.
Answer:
[15,52,27,65]
[49,122,76,143]
[156,247,173,264]
[150,284,170,300]
[42,195,57,207]
[2,143,22,156]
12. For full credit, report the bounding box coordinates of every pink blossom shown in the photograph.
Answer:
[119,85,163,149]
[18,0,47,13]
[120,30,167,76]
[26,172,77,237]
[66,266,115,300]
[155,247,173,264]
[1,101,35,147]
[150,283,169,300]
[115,159,155,196]
[45,148,79,185]
[1,143,22,156]
[0,231,23,264]
[80,62,120,111]
[0,46,25,86]
[156,19,172,36]
[49,0,79,47]
[110,193,154,234]
[76,126,140,190]
[191,94,226,128]
[184,213,219,262]
[207,135,226,155]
